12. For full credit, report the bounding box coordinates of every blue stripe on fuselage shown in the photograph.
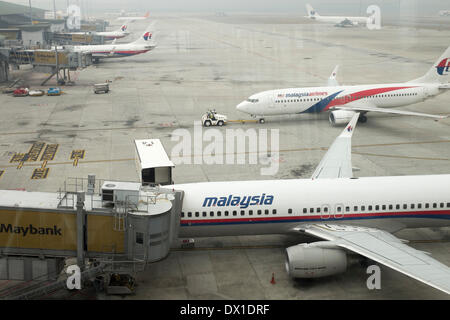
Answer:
[300,90,344,114]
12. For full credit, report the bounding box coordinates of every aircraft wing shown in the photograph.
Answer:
[333,103,448,120]
[295,224,450,295]
[327,65,339,86]
[311,112,359,179]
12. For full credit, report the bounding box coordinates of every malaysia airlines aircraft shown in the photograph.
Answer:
[173,114,450,295]
[69,24,130,41]
[96,24,130,41]
[305,4,369,26]
[118,11,150,21]
[236,46,450,125]
[72,24,156,62]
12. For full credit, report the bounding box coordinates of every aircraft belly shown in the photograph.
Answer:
[178,215,447,238]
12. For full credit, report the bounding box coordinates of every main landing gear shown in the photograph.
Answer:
[358,114,367,123]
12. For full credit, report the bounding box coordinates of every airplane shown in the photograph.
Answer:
[95,24,130,41]
[117,11,150,21]
[173,113,450,295]
[236,45,450,125]
[68,24,130,41]
[305,3,369,26]
[71,24,156,63]
[439,10,450,16]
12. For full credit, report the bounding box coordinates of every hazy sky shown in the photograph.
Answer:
[4,0,450,16]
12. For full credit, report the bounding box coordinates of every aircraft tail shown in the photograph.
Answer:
[409,45,450,84]
[306,4,319,18]
[117,24,128,33]
[131,22,156,45]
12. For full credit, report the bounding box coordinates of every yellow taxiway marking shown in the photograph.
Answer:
[31,168,49,180]
[70,150,85,167]
[40,144,59,161]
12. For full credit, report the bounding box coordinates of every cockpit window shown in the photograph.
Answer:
[246,98,259,103]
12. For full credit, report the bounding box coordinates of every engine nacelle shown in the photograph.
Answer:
[285,242,347,278]
[329,110,356,126]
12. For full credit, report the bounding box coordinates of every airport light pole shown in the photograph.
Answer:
[28,0,33,24]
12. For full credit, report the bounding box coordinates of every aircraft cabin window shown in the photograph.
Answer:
[272,209,277,215]
[317,208,320,213]
[203,212,207,217]
[324,207,328,213]
[418,204,422,209]
[337,207,342,212]
[368,205,373,211]
[411,204,415,209]
[345,206,350,212]
[447,203,450,208]
[210,212,214,217]
[217,211,221,217]
[188,212,192,217]
[389,205,393,210]
[249,210,253,216]
[233,211,237,216]
[440,203,444,208]
[225,211,229,216]
[403,204,407,210]
[195,212,199,217]
[375,205,379,211]
[361,206,365,211]
[396,204,400,210]
[354,206,358,211]
[310,208,314,213]
[425,203,429,209]
[240,210,245,216]
[288,208,293,214]
[258,210,262,215]
[433,203,437,208]
[303,208,307,214]
[382,205,386,210]
[265,209,269,215]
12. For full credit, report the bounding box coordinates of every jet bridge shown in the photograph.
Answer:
[0,176,184,283]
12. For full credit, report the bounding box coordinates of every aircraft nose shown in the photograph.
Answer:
[236,101,248,113]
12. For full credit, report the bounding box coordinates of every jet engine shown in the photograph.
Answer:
[329,110,356,126]
[285,242,347,278]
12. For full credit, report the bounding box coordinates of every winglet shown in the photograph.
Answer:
[327,65,340,86]
[340,112,359,138]
[311,112,360,180]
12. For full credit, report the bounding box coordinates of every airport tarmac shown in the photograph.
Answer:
[0,13,449,299]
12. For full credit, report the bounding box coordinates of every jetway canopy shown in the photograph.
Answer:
[135,139,175,186]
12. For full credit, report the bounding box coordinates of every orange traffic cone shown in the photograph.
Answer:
[270,272,276,285]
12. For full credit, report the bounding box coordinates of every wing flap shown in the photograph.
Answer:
[300,224,450,294]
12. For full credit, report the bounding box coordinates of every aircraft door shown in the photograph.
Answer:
[321,204,331,219]
[334,204,344,219]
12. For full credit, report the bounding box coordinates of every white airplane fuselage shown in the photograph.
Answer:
[236,83,442,117]
[175,175,450,238]
[310,15,368,24]
[73,43,155,59]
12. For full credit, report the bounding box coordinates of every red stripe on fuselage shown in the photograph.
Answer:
[324,86,417,111]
